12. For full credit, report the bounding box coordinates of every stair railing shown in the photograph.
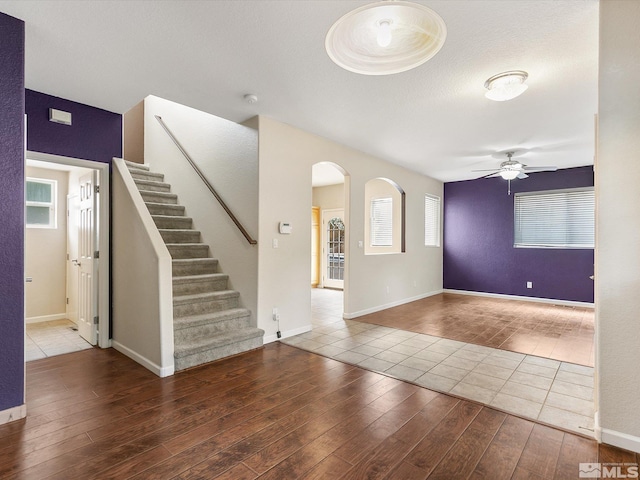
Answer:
[154,115,257,245]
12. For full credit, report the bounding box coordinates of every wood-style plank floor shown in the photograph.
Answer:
[355,293,594,366]
[1,344,633,479]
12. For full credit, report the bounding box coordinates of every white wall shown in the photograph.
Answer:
[143,96,259,324]
[596,0,640,453]
[312,183,344,210]
[25,166,68,321]
[257,116,443,341]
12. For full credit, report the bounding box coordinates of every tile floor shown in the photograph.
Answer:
[26,319,94,361]
[281,288,595,436]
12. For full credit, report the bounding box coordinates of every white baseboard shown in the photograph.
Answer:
[264,325,312,344]
[600,426,640,454]
[343,289,443,319]
[25,313,67,324]
[112,341,175,378]
[0,404,26,425]
[443,289,594,308]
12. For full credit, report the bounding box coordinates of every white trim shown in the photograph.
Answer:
[0,404,26,425]
[594,411,602,442]
[112,340,175,378]
[443,289,594,308]
[25,151,111,348]
[25,313,67,324]
[600,426,640,454]
[343,289,443,319]
[264,325,312,344]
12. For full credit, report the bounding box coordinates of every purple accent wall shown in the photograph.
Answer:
[26,89,122,163]
[0,12,25,412]
[444,166,594,303]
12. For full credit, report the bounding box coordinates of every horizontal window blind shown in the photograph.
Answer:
[370,197,393,246]
[424,194,441,247]
[514,187,594,248]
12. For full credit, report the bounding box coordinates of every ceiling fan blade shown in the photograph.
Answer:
[472,168,504,172]
[517,172,529,179]
[480,172,501,179]
[523,166,558,172]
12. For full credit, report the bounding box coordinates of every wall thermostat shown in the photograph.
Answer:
[279,222,292,234]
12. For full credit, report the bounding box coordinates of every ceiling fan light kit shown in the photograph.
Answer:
[325,1,447,75]
[484,70,529,101]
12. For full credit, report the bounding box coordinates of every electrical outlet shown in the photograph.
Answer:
[526,281,533,289]
[272,307,279,321]
[386,285,390,294]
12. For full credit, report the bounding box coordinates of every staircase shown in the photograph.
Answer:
[125,160,264,371]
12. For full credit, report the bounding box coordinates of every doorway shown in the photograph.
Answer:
[322,209,345,290]
[24,151,110,359]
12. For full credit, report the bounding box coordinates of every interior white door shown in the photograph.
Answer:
[78,171,98,345]
[322,209,345,290]
[66,194,80,324]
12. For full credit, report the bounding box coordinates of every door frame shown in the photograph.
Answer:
[322,208,345,290]
[26,151,111,348]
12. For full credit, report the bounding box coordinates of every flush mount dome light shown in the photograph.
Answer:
[484,70,529,101]
[325,1,447,75]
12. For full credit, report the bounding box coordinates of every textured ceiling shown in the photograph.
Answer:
[0,0,599,182]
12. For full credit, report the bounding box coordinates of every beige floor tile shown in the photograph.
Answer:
[357,356,395,372]
[452,349,489,362]
[516,362,558,379]
[538,405,594,435]
[400,357,438,372]
[508,371,554,390]
[334,351,369,364]
[315,345,347,357]
[500,381,549,404]
[472,363,514,380]
[375,350,409,364]
[412,349,449,363]
[425,342,460,355]
[523,355,561,369]
[386,364,424,382]
[545,392,594,417]
[441,355,478,371]
[490,392,543,419]
[451,382,497,404]
[481,355,522,370]
[490,350,526,362]
[415,372,457,392]
[429,363,469,381]
[388,343,422,356]
[559,362,594,377]
[549,379,594,401]
[461,372,506,392]
[555,370,593,388]
[349,344,384,357]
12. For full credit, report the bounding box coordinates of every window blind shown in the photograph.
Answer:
[514,187,594,248]
[424,194,441,247]
[370,197,393,246]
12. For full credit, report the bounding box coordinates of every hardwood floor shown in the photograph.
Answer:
[355,293,594,366]
[1,344,633,479]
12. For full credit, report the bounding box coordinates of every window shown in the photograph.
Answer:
[514,187,594,248]
[424,194,441,247]
[370,197,393,246]
[26,178,57,228]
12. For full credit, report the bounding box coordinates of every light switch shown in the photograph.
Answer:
[272,238,279,248]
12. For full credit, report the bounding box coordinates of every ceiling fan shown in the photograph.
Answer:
[473,151,558,194]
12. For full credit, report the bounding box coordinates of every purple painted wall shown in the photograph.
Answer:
[444,166,594,303]
[0,12,25,412]
[26,89,122,163]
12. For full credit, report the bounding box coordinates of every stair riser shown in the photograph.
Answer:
[173,296,239,317]
[160,230,201,243]
[125,161,149,171]
[135,181,171,193]
[130,171,164,182]
[168,245,210,259]
[173,277,228,296]
[141,192,177,205]
[172,261,218,276]
[174,315,252,344]
[174,336,263,371]
[147,204,186,216]
[153,217,193,229]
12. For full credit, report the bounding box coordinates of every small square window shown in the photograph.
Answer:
[26,178,57,228]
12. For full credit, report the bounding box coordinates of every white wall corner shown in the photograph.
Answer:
[112,340,175,378]
[594,411,602,442]
[343,289,443,319]
[264,325,312,344]
[0,404,26,426]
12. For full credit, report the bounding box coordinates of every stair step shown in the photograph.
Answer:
[146,203,186,217]
[167,244,209,259]
[172,258,218,276]
[134,179,172,193]
[153,215,193,229]
[130,170,164,182]
[160,229,201,244]
[173,290,240,317]
[174,308,252,343]
[172,273,228,295]
[140,190,178,205]
[173,327,264,371]
[125,160,149,171]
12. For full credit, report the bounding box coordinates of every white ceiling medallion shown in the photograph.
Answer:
[484,70,529,101]
[325,1,447,75]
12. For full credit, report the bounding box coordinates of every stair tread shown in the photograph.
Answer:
[172,258,217,264]
[125,160,149,171]
[173,273,228,283]
[174,328,264,357]
[174,307,251,325]
[141,190,177,197]
[166,243,207,247]
[134,179,171,188]
[159,229,200,233]
[173,290,239,303]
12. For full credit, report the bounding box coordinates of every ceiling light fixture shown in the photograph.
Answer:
[484,70,529,101]
[325,1,447,76]
[499,169,520,180]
